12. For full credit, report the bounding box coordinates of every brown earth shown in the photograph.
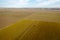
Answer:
[0,9,60,28]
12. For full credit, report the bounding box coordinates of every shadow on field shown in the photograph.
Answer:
[17,20,60,40]
[0,20,60,40]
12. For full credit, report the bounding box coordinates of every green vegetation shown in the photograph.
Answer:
[0,20,60,40]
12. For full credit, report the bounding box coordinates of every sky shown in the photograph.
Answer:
[0,0,60,8]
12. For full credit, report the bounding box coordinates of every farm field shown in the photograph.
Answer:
[0,8,60,40]
[0,8,33,28]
